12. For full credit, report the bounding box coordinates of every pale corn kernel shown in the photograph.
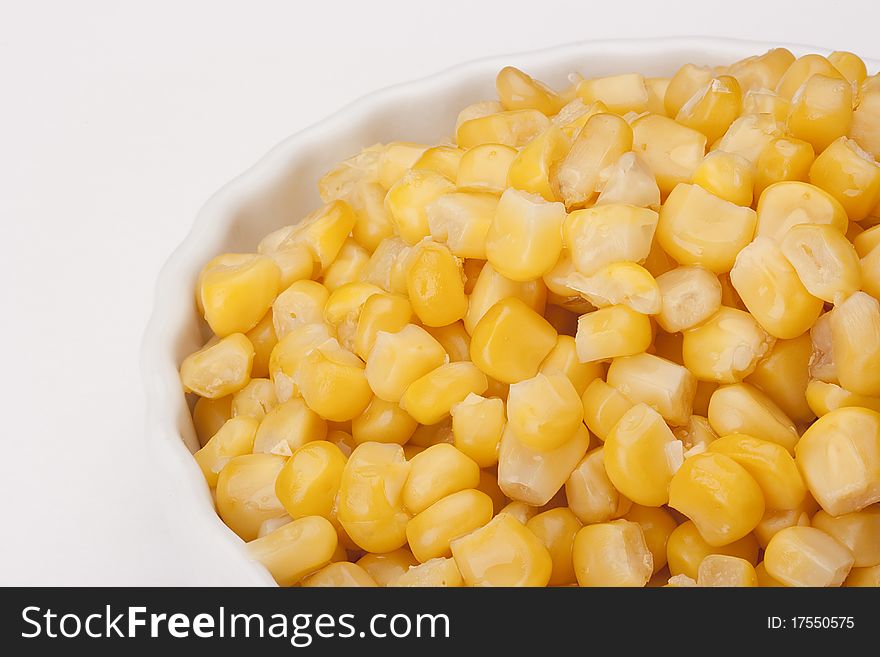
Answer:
[606,353,697,427]
[730,236,823,339]
[854,224,880,257]
[485,188,565,282]
[282,201,357,273]
[850,90,880,160]
[581,378,635,441]
[253,397,327,456]
[194,416,259,487]
[565,262,661,315]
[322,239,370,292]
[665,574,699,587]
[604,403,683,506]
[754,137,815,196]
[756,181,848,244]
[456,143,518,194]
[829,51,868,90]
[676,76,742,143]
[359,237,410,293]
[554,113,632,208]
[272,280,330,339]
[412,145,464,181]
[348,182,397,252]
[795,406,880,516]
[216,453,287,541]
[575,305,652,364]
[246,515,338,587]
[301,562,378,587]
[404,239,467,327]
[406,489,494,562]
[465,262,546,334]
[391,557,464,587]
[506,373,583,452]
[298,339,372,422]
[623,505,677,574]
[526,508,582,586]
[787,74,853,152]
[631,114,707,196]
[809,137,880,221]
[403,444,480,514]
[198,253,281,337]
[665,64,714,117]
[192,395,232,447]
[425,322,471,363]
[657,183,757,274]
[830,292,880,396]
[318,144,383,203]
[682,307,775,383]
[470,297,557,384]
[805,379,880,417]
[376,142,428,189]
[356,549,418,586]
[400,362,488,425]
[231,378,277,421]
[245,311,278,379]
[692,151,754,207]
[754,500,814,548]
[566,447,631,524]
[697,555,758,587]
[322,282,382,352]
[645,77,670,115]
[809,311,837,383]
[451,394,505,468]
[707,383,799,453]
[742,89,790,123]
[563,203,659,276]
[655,266,722,333]
[673,415,718,454]
[728,48,795,94]
[451,513,552,587]
[181,333,254,399]
[780,223,861,303]
[539,335,603,395]
[812,506,880,568]
[577,73,649,114]
[495,66,561,115]
[745,334,814,423]
[498,500,537,525]
[351,397,418,446]
[764,525,854,587]
[572,520,653,587]
[456,101,504,132]
[336,442,410,553]
[407,417,454,448]
[860,244,880,300]
[385,169,455,245]
[275,440,346,520]
[666,520,759,579]
[669,452,765,546]
[713,114,784,166]
[256,516,294,540]
[595,151,661,208]
[365,324,447,403]
[456,109,551,150]
[425,191,497,259]
[507,126,570,200]
[497,424,588,506]
[551,98,609,139]
[268,322,333,402]
[264,243,314,291]
[844,565,880,587]
[353,292,412,361]
[776,54,844,100]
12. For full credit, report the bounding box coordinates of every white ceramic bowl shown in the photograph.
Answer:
[141,37,855,586]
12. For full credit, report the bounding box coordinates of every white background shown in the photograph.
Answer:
[1,0,878,585]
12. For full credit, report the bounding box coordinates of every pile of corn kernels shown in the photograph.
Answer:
[180,48,880,587]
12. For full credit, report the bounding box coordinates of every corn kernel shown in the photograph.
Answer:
[351,397,417,446]
[728,48,795,94]
[216,453,287,541]
[349,182,396,252]
[356,549,418,586]
[407,418,454,448]
[756,181,849,245]
[322,239,370,292]
[754,498,814,548]
[744,334,813,423]
[754,137,815,196]
[425,192,496,259]
[272,280,330,339]
[245,311,278,379]
[406,489,494,562]
[566,447,631,523]
[676,76,742,143]
[624,505,677,574]
[465,262,546,334]
[776,54,844,101]
[353,293,412,361]
[707,383,799,453]
[322,281,381,353]
[404,239,468,326]
[450,393,504,468]
[194,416,259,487]
[714,113,785,166]
[564,203,659,276]
[198,253,281,337]
[192,395,232,447]
[538,335,603,395]
[654,266,722,333]
[400,362,488,425]
[577,73,649,114]
[412,145,464,180]
[595,151,661,208]
[253,397,327,456]
[274,440,346,521]
[268,322,332,402]
[665,64,714,116]
[456,101,504,132]
[575,305,652,364]
[282,201,358,272]
[498,500,537,525]
[645,77,670,115]
[565,262,661,316]
[391,557,464,587]
[632,114,707,196]
[697,554,758,587]
[526,508,582,586]
[607,353,696,426]
[181,333,254,399]
[457,109,551,150]
[806,379,880,417]
[385,169,455,245]
[855,225,880,257]
[246,515,338,586]
[673,414,718,454]
[359,237,411,293]
[507,127,569,200]
[666,520,759,579]
[580,378,634,441]
[787,74,853,152]
[377,142,427,189]
[318,144,382,203]
[506,373,583,451]
[764,525,854,587]
[573,520,653,587]
[830,291,880,396]
[403,443,480,514]
[809,311,837,384]
[692,151,753,207]
[850,90,880,160]
[862,244,880,301]
[829,51,868,90]
[780,223,861,304]
[299,339,372,422]
[301,562,378,587]
[812,506,880,568]
[682,307,775,383]
[456,143,518,194]
[742,89,791,123]
[810,136,880,221]
[365,324,446,402]
[495,66,561,115]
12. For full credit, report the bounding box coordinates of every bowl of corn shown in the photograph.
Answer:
[143,36,880,587]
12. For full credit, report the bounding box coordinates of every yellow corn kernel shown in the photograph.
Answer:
[604,403,683,506]
[573,520,653,587]
[812,506,880,568]
[654,266,722,333]
[756,181,848,243]
[554,113,632,208]
[676,76,742,143]
[485,189,565,282]
[830,291,880,396]
[216,453,287,541]
[854,226,880,258]
[272,280,330,339]
[744,334,813,423]
[565,262,661,315]
[742,89,791,123]
[506,373,583,452]
[829,51,868,89]
[321,239,370,292]
[631,114,707,196]
[754,498,814,548]
[353,293,411,361]
[781,223,862,304]
[391,557,464,587]
[456,101,504,132]
[495,66,561,115]
[707,383,799,453]
[193,395,232,447]
[351,397,417,446]
[566,447,631,524]
[551,97,608,137]
[764,525,854,587]
[692,151,753,207]
[673,414,719,454]
[404,240,467,327]
[451,513,552,587]
[318,144,383,203]
[645,77,670,115]
[267,322,332,402]
[498,423,588,506]
[385,169,455,245]
[282,201,358,273]
[403,443,480,514]
[806,379,880,417]
[666,520,759,579]
[252,397,327,456]
[581,378,635,441]
[356,548,418,586]
[595,151,661,208]
[349,182,396,252]
[376,142,428,188]
[862,245,880,301]
[336,442,410,553]
[669,452,765,546]
[365,324,446,402]
[682,307,775,383]
[507,127,569,201]
[526,508,582,586]
[624,505,677,574]
[664,574,698,587]
[400,362,488,425]
[575,305,652,364]
[607,353,696,427]
[776,54,844,100]
[322,282,381,353]
[450,393,504,468]
[245,311,278,379]
[657,183,757,274]
[577,73,649,114]
[425,192,496,260]
[850,90,880,160]
[787,74,853,152]
[406,489,494,562]
[665,64,714,117]
[563,203,659,276]
[457,109,551,150]
[498,500,537,525]
[358,237,410,293]
[470,297,557,384]
[844,565,880,587]
[407,417,454,448]
[809,311,837,384]
[198,253,281,337]
[539,335,603,396]
[180,333,254,399]
[301,562,378,587]
[274,440,346,520]
[456,143,518,194]
[246,515,338,587]
[810,136,880,221]
[697,554,758,587]
[424,322,471,364]
[754,137,815,197]
[796,406,880,516]
[728,48,795,93]
[714,113,785,166]
[412,145,464,180]
[465,262,546,334]
[194,416,259,487]
[298,339,372,422]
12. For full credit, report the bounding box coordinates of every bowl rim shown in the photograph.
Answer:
[139,35,873,586]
